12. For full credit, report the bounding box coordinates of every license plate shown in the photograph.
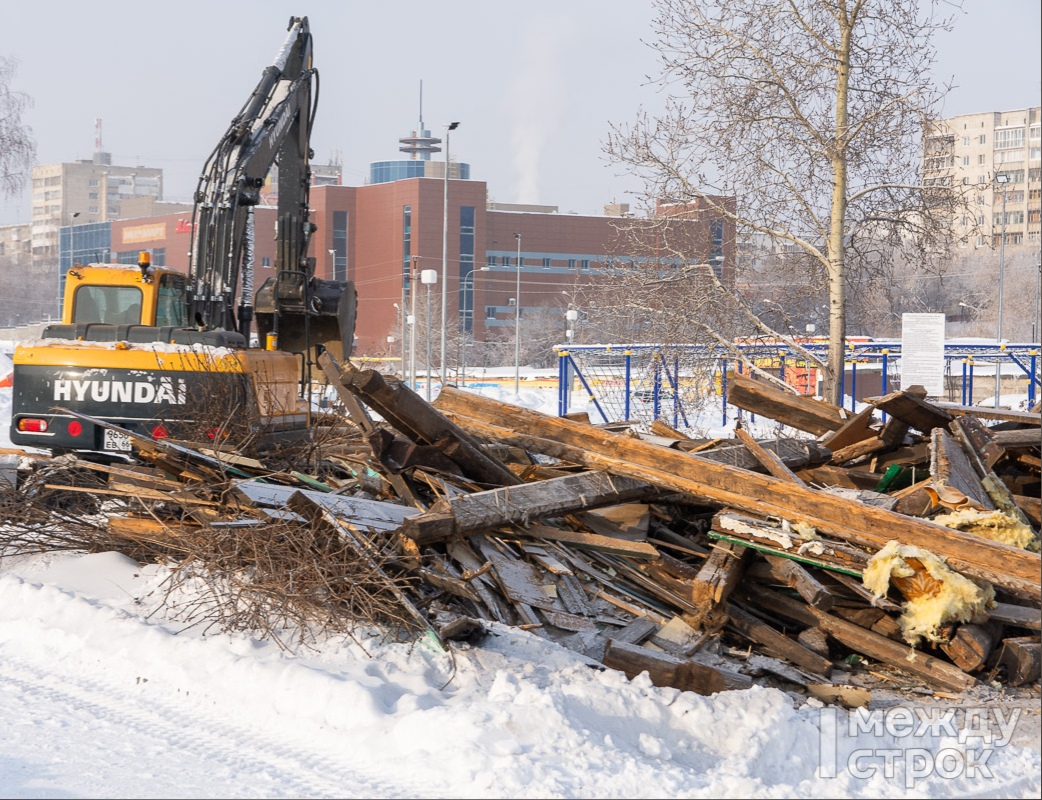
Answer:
[103,428,132,452]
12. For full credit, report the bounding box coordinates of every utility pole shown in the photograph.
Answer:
[441,121,459,389]
[514,232,521,396]
[994,173,1009,409]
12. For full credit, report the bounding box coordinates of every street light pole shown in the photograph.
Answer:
[441,121,460,390]
[458,265,489,387]
[514,232,521,396]
[408,256,419,391]
[1034,261,1041,344]
[994,173,1009,409]
[420,268,438,401]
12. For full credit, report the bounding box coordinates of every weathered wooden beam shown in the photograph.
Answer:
[932,402,1042,426]
[725,372,846,436]
[399,471,662,545]
[740,584,975,693]
[930,427,996,510]
[733,426,806,484]
[434,388,1041,601]
[763,555,835,611]
[602,639,753,695]
[949,417,1033,526]
[725,602,834,677]
[821,405,879,452]
[691,542,749,610]
[941,622,1003,673]
[989,602,1042,631]
[870,390,953,434]
[830,436,888,466]
[322,354,521,489]
[505,522,661,560]
[996,637,1042,686]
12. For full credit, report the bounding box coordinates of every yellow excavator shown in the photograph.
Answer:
[10,16,356,459]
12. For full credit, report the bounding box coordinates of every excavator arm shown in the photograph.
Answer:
[188,15,354,358]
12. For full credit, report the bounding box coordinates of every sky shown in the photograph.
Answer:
[0,346,1041,798]
[1,0,1040,227]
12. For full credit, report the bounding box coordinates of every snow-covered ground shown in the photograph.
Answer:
[0,351,1039,798]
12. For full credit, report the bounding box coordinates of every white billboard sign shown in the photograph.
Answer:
[900,313,946,397]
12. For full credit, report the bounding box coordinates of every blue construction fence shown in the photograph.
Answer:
[555,341,1041,428]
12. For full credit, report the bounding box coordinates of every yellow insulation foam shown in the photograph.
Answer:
[862,540,995,646]
[932,507,1039,551]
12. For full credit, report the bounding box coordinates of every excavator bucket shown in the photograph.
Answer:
[254,275,356,361]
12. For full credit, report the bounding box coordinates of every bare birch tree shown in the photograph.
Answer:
[0,56,35,199]
[607,0,969,404]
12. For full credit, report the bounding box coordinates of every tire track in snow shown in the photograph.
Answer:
[0,651,418,798]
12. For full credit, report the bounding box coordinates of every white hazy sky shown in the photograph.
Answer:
[1,0,1040,226]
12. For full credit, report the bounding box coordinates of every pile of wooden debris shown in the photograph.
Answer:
[1,352,1039,704]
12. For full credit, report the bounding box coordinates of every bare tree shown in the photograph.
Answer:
[0,57,35,199]
[607,0,969,404]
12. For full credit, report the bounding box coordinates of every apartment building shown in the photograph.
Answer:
[928,106,1041,250]
[30,151,163,261]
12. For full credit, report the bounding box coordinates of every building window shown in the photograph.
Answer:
[487,255,497,266]
[262,257,271,267]
[978,154,986,165]
[962,156,970,166]
[542,257,551,268]
[979,135,986,144]
[995,129,1025,149]
[580,259,590,271]
[962,136,970,146]
[332,210,348,282]
[402,205,412,292]
[568,258,577,270]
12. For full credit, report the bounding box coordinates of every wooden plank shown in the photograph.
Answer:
[870,391,953,434]
[821,404,879,452]
[602,639,753,695]
[930,428,995,510]
[829,436,888,466]
[323,353,521,489]
[740,584,975,693]
[940,622,1003,672]
[733,426,806,484]
[475,538,557,611]
[1013,494,1041,527]
[989,602,1042,631]
[432,390,1042,599]
[993,429,1042,449]
[931,402,1042,426]
[949,417,1033,526]
[503,522,661,560]
[996,637,1042,686]
[763,556,835,611]
[724,372,846,436]
[725,602,834,677]
[232,479,418,531]
[691,542,749,610]
[611,616,660,645]
[399,470,661,544]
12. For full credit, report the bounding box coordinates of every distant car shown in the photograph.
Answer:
[633,388,675,404]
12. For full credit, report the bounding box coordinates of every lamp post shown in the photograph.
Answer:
[1034,261,1041,343]
[994,172,1009,409]
[513,232,522,396]
[441,121,460,389]
[408,256,419,391]
[420,268,438,401]
[458,265,490,386]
